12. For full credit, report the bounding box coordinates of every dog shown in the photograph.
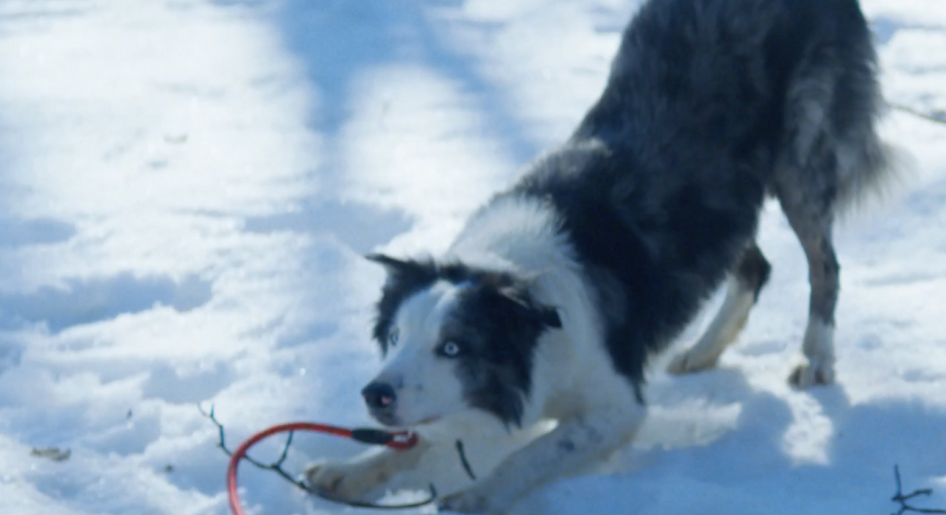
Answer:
[307,0,893,512]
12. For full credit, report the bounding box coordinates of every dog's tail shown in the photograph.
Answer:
[806,1,916,217]
[830,33,914,215]
[833,111,913,217]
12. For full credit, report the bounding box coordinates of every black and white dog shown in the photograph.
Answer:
[308,0,893,512]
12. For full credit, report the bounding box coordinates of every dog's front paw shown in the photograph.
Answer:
[788,356,835,388]
[305,460,383,501]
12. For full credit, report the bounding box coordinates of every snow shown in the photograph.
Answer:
[0,0,944,514]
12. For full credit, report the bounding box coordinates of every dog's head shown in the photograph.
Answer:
[361,254,561,428]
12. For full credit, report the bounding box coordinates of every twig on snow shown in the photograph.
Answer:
[198,405,438,510]
[889,102,946,126]
[892,465,946,515]
[198,404,310,491]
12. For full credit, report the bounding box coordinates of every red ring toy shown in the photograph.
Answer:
[227,422,429,515]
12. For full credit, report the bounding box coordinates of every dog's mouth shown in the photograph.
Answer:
[370,412,401,427]
[414,415,441,426]
[370,410,441,428]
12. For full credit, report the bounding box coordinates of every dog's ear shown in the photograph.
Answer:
[366,253,436,282]
[365,253,411,274]
[365,254,438,354]
[497,284,562,330]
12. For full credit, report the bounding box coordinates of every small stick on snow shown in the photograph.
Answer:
[198,404,305,490]
[889,102,946,126]
[891,465,946,515]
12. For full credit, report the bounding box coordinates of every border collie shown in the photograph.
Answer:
[307,0,893,512]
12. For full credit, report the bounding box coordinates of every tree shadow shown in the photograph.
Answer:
[0,273,212,332]
[272,0,543,166]
[0,216,75,247]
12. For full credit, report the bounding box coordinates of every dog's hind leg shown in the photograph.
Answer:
[668,243,771,375]
[774,2,888,386]
[774,74,845,388]
[778,181,840,387]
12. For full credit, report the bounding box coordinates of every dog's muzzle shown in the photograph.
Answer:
[361,381,398,423]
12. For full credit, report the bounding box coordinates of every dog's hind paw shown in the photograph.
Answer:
[438,486,504,514]
[666,349,718,375]
[438,494,486,514]
[788,357,835,388]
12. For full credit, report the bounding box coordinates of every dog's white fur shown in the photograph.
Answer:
[307,197,645,513]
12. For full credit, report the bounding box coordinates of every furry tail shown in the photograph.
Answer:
[834,102,914,215]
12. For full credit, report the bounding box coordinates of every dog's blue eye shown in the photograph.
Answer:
[439,341,462,358]
[388,329,399,346]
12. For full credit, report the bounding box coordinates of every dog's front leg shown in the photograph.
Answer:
[439,402,645,514]
[306,413,523,503]
[305,439,430,502]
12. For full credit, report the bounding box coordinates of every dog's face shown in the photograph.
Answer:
[363,255,561,428]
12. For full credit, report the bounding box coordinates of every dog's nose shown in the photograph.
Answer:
[361,382,397,410]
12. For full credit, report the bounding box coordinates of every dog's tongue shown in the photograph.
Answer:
[380,396,394,407]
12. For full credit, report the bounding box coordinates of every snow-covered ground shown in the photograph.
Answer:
[0,0,944,514]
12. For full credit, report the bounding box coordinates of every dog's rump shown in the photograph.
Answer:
[579,0,881,157]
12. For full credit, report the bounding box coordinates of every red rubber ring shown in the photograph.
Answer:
[227,422,417,515]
